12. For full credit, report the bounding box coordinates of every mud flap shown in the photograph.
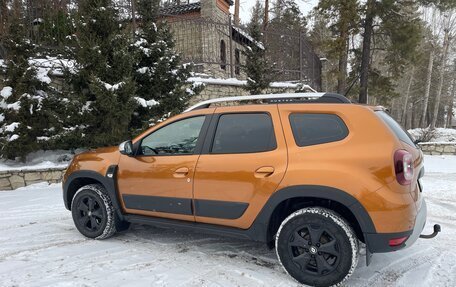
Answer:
[366,247,373,266]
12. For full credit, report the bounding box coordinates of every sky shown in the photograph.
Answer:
[231,0,319,24]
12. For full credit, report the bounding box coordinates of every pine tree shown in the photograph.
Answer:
[65,0,136,147]
[130,0,202,130]
[316,0,359,94]
[266,0,307,82]
[358,0,423,103]
[308,13,338,92]
[244,1,273,95]
[0,7,64,160]
[270,0,307,32]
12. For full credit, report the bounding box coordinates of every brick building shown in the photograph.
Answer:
[160,0,254,79]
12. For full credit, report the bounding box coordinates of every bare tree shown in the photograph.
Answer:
[401,66,415,126]
[263,0,269,29]
[420,47,434,127]
[358,0,375,104]
[431,11,455,129]
[447,64,456,127]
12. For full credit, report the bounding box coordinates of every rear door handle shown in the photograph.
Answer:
[255,166,275,178]
[174,167,189,178]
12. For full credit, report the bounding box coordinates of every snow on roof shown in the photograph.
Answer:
[187,76,316,91]
[232,26,265,50]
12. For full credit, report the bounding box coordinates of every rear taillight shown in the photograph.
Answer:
[394,150,414,185]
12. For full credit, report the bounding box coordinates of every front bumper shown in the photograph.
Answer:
[365,199,427,253]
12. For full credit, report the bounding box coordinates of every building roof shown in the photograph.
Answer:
[160,1,233,16]
[160,2,201,16]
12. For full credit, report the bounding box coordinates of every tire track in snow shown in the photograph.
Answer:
[0,239,88,261]
[362,248,434,287]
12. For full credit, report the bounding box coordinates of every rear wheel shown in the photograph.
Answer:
[71,184,127,239]
[276,207,359,287]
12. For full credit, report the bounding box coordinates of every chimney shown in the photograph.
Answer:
[200,0,232,23]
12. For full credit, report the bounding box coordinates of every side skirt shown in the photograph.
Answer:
[124,214,266,242]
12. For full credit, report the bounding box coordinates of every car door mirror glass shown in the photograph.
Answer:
[119,140,134,156]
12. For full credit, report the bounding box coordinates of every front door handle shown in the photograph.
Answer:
[174,167,189,178]
[255,166,275,178]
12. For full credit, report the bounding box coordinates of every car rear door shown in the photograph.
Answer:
[192,105,288,229]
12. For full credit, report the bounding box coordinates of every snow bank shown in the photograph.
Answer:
[409,128,456,143]
[0,149,85,172]
[0,161,68,171]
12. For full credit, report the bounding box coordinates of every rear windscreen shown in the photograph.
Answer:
[376,111,416,147]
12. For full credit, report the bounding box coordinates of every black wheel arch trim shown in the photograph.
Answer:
[249,185,377,242]
[63,165,124,221]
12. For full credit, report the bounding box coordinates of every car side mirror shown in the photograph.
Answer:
[119,140,134,156]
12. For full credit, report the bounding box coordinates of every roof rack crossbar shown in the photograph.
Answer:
[184,93,350,112]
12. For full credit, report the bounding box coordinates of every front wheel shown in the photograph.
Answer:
[275,207,359,287]
[71,184,124,239]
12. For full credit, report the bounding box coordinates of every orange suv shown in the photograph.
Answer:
[63,93,438,287]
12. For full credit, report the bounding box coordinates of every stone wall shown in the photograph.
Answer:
[419,143,456,155]
[0,167,66,191]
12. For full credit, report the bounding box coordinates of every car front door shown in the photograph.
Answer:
[193,105,288,229]
[117,109,214,222]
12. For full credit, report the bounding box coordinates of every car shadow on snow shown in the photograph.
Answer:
[117,223,283,270]
[110,222,435,287]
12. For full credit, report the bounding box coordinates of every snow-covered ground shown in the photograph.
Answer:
[0,155,455,286]
[409,128,456,143]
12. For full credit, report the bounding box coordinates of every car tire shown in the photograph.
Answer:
[71,184,124,239]
[275,207,359,287]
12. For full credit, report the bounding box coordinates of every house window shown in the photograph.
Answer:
[235,48,240,75]
[220,40,226,70]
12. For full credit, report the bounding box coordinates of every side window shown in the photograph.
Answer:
[140,116,206,156]
[235,48,240,75]
[212,113,277,154]
[289,113,348,147]
[220,40,227,70]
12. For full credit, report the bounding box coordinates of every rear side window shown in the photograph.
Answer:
[211,113,277,154]
[289,113,349,147]
[376,111,415,147]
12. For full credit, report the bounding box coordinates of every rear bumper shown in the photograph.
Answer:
[365,199,427,253]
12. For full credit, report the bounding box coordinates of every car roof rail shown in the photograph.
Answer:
[184,92,351,112]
